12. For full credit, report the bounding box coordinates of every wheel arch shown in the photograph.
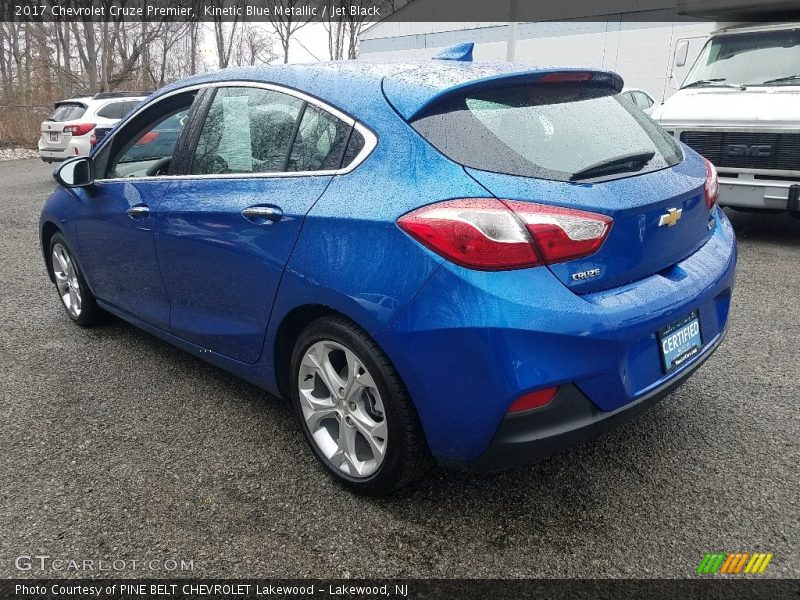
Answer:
[273,304,349,400]
[40,220,63,282]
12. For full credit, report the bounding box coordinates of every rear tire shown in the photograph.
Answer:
[48,233,103,327]
[290,316,430,496]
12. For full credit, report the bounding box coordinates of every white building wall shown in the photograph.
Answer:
[359,16,714,102]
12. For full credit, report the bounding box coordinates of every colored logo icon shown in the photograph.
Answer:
[697,552,773,575]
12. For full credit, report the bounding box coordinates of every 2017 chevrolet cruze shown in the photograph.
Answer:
[40,47,736,495]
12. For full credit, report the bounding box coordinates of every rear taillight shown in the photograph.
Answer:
[507,386,558,413]
[397,198,611,271]
[704,158,718,209]
[135,131,160,146]
[63,123,96,136]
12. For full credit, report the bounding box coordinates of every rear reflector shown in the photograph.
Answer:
[508,387,558,413]
[397,198,611,270]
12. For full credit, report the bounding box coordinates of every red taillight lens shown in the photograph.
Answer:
[508,386,558,413]
[503,200,612,264]
[703,158,718,209]
[135,131,160,146]
[537,71,594,83]
[63,123,96,136]
[397,198,611,271]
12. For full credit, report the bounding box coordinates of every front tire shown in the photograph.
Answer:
[48,233,103,327]
[290,316,429,496]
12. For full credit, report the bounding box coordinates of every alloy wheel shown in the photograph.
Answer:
[52,243,82,319]
[298,340,388,478]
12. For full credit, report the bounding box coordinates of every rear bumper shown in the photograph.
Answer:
[38,138,91,162]
[718,174,800,210]
[466,321,726,471]
[380,207,737,463]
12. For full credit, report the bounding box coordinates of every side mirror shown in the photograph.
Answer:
[54,156,94,188]
[674,39,689,68]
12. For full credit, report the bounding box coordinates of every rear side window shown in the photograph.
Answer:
[96,102,128,120]
[341,129,365,168]
[287,104,351,172]
[412,84,682,182]
[192,87,304,175]
[629,91,653,109]
[48,103,86,121]
[191,86,357,176]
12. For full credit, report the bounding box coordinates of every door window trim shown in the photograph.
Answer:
[93,80,377,183]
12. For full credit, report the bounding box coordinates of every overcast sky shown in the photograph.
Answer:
[199,23,338,66]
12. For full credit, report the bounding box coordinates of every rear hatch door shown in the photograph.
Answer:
[405,72,714,293]
[40,102,87,151]
[466,162,712,294]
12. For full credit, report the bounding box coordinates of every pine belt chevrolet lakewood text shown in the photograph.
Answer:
[40,44,736,495]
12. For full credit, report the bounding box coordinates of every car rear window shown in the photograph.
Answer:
[411,83,682,182]
[48,102,87,122]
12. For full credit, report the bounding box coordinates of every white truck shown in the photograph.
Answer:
[652,22,800,216]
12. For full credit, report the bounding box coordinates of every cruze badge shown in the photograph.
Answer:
[572,268,601,281]
[659,207,683,227]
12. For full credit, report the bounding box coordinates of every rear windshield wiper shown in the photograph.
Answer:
[682,78,745,89]
[761,74,800,85]
[569,150,656,182]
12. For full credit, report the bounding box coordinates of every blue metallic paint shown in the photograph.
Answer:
[154,176,334,364]
[40,61,736,467]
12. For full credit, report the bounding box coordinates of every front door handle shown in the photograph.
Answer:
[241,205,283,224]
[127,204,150,219]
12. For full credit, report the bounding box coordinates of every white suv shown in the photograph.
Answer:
[38,92,150,163]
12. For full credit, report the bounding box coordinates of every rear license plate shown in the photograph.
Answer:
[49,132,59,142]
[658,311,702,374]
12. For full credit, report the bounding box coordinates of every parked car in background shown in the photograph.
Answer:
[620,88,657,115]
[39,48,736,495]
[38,92,150,163]
[653,22,800,216]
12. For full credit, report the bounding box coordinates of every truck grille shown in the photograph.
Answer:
[679,131,800,171]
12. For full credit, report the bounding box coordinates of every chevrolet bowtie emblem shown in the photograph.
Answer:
[659,207,683,227]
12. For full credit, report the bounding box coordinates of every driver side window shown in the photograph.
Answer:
[96,91,196,180]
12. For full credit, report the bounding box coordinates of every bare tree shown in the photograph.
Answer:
[231,25,279,67]
[209,0,243,69]
[268,0,310,64]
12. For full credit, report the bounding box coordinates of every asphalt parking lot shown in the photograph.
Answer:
[1,157,797,579]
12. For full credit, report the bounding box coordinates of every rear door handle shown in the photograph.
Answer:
[241,205,283,224]
[127,204,150,219]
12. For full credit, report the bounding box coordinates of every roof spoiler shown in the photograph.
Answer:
[92,91,153,100]
[406,68,624,120]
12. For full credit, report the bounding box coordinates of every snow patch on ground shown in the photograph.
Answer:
[0,147,39,161]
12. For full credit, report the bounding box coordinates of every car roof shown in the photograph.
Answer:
[147,60,623,124]
[58,95,146,106]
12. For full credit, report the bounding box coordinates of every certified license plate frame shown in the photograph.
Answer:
[658,310,703,374]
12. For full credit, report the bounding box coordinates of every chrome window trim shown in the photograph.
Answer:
[93,80,378,183]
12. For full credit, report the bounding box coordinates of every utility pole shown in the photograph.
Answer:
[506,0,518,62]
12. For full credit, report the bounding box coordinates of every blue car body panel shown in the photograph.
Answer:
[154,176,334,364]
[40,60,737,467]
[72,180,173,329]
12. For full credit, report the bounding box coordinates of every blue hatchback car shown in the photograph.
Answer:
[40,47,736,495]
